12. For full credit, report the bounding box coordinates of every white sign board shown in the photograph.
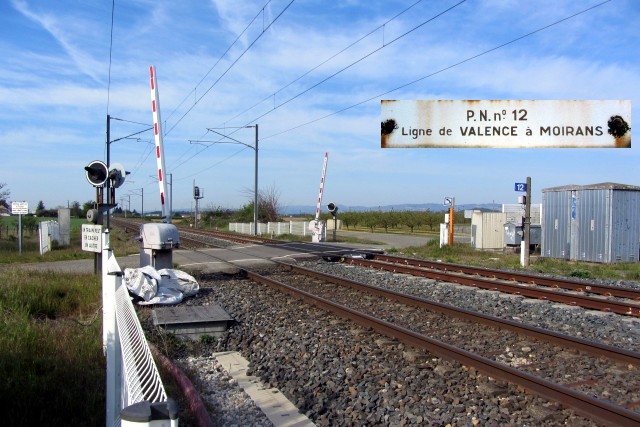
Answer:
[11,201,29,215]
[81,224,103,253]
[381,100,631,148]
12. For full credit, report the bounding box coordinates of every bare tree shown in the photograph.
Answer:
[0,182,10,208]
[241,183,282,222]
[260,183,281,222]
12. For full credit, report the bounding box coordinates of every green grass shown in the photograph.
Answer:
[400,239,640,281]
[0,268,105,426]
[0,219,140,264]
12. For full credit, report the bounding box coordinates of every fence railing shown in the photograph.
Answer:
[229,220,340,237]
[102,231,177,427]
[115,284,167,406]
[38,220,59,255]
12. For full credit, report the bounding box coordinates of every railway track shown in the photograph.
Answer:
[110,218,283,248]
[341,254,640,317]
[111,218,640,318]
[246,262,640,427]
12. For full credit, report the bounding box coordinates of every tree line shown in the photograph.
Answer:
[320,209,467,233]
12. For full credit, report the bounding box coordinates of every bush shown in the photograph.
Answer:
[568,269,592,279]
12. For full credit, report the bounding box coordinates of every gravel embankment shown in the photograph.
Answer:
[174,260,640,426]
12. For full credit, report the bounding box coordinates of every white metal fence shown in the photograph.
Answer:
[115,284,167,407]
[229,220,340,237]
[38,220,59,255]
[102,232,177,427]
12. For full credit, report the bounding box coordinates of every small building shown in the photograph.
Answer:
[541,182,640,263]
[470,211,506,249]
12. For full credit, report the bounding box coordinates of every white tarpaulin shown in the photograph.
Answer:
[123,266,199,305]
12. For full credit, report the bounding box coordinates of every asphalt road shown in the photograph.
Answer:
[2,230,435,275]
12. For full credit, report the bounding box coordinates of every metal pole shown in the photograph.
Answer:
[254,124,258,236]
[523,176,532,267]
[168,174,172,223]
[333,215,337,242]
[106,114,111,230]
[141,188,144,219]
[18,213,22,255]
[448,198,455,246]
[101,229,122,427]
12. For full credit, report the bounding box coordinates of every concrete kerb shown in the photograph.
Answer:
[213,351,316,427]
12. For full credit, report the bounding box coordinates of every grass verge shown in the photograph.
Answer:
[399,239,640,281]
[0,268,105,426]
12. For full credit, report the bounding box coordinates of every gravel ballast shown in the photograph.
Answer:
[172,260,640,426]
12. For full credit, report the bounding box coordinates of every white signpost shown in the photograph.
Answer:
[11,201,28,255]
[11,201,28,215]
[81,224,103,253]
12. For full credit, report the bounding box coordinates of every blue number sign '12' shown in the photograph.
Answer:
[514,183,527,192]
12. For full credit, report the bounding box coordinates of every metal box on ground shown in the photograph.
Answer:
[504,223,541,247]
[140,223,180,269]
[152,304,234,341]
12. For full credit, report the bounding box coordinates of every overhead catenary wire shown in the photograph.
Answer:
[168,0,295,173]
[164,0,297,140]
[173,0,466,176]
[238,0,468,129]
[259,0,613,141]
[222,0,428,126]
[163,0,274,129]
[167,1,611,185]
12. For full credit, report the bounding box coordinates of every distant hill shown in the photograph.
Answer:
[160,203,503,217]
[279,203,502,216]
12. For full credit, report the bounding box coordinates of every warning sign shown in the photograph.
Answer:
[81,224,102,253]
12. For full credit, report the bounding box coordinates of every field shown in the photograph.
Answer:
[0,216,140,426]
[0,268,105,426]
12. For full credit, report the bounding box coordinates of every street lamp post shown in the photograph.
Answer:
[193,124,259,235]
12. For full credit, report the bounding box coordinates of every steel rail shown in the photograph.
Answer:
[341,257,640,317]
[275,262,640,365]
[245,268,640,427]
[371,253,640,300]
[177,227,283,245]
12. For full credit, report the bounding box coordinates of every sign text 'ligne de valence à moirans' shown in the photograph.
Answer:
[380,100,631,148]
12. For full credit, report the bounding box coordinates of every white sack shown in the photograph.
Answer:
[158,268,199,296]
[123,266,199,305]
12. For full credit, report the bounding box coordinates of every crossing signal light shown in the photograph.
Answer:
[85,160,109,187]
[327,202,338,217]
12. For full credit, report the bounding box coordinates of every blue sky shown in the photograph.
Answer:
[1,0,638,214]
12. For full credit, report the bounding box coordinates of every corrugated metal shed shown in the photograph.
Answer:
[542,182,640,263]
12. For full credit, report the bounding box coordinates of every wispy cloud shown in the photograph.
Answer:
[10,0,105,84]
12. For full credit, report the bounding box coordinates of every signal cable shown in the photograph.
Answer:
[163,0,274,128]
[222,0,427,125]
[231,0,467,128]
[164,0,297,140]
[173,0,465,175]
[260,0,612,141]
